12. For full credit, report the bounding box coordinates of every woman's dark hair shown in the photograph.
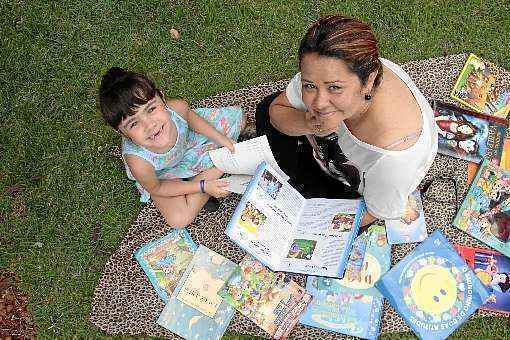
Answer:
[99,67,160,129]
[299,15,383,88]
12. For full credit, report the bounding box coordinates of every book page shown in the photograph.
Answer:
[209,135,289,180]
[277,198,360,276]
[224,174,253,194]
[227,164,306,267]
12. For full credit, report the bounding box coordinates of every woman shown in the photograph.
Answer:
[256,15,438,226]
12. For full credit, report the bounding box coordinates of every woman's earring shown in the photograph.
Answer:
[364,93,372,101]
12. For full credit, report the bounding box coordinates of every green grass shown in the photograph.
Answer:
[1,0,510,338]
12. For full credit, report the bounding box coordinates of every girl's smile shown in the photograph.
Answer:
[119,95,177,153]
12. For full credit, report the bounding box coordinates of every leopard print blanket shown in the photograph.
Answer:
[89,54,510,339]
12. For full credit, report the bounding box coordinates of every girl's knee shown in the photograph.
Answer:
[160,209,192,228]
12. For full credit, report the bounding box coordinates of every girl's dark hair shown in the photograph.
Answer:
[299,15,383,88]
[99,67,159,129]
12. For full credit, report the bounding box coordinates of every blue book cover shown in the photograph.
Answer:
[385,190,428,244]
[300,222,390,339]
[453,159,510,257]
[157,245,236,340]
[225,161,364,278]
[134,228,197,302]
[375,230,491,340]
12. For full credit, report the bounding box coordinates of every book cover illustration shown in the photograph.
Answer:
[342,232,369,280]
[219,255,312,339]
[453,160,510,256]
[300,222,390,339]
[451,53,510,119]
[385,190,428,244]
[157,245,236,340]
[501,138,510,170]
[134,228,197,302]
[432,100,507,163]
[455,245,510,315]
[375,230,490,340]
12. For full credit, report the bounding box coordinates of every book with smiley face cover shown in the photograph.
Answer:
[375,230,490,340]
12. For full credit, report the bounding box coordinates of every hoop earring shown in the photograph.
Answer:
[364,93,372,101]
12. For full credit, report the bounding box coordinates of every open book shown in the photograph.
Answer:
[209,135,288,178]
[225,161,365,278]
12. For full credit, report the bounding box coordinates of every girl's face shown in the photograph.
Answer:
[300,53,375,128]
[118,95,175,153]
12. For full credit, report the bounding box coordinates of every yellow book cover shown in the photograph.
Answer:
[501,138,510,170]
[451,54,510,119]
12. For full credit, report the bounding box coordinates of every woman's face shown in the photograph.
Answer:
[300,53,373,127]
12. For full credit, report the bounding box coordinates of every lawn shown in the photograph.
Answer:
[1,0,510,338]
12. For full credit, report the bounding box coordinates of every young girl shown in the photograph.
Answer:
[99,67,245,227]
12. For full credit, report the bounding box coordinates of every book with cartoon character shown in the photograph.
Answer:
[134,229,198,302]
[299,222,390,340]
[226,161,365,278]
[375,230,490,340]
[219,255,312,339]
[453,160,510,256]
[451,53,510,119]
[157,245,237,340]
[431,100,507,163]
[385,190,428,244]
[455,245,510,315]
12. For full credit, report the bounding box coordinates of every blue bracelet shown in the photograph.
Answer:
[199,180,205,193]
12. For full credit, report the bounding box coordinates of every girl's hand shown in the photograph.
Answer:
[204,179,230,198]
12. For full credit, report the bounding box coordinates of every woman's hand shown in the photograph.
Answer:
[305,111,338,136]
[204,179,230,198]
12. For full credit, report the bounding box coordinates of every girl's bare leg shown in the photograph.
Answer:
[152,167,225,227]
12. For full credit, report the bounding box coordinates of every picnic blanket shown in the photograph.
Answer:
[89,54,509,339]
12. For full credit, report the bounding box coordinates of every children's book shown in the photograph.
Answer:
[501,137,510,170]
[224,174,253,194]
[209,135,289,180]
[219,255,312,339]
[225,161,365,278]
[453,159,510,256]
[157,245,237,340]
[467,138,510,184]
[432,100,507,164]
[300,222,391,340]
[455,245,510,315]
[374,230,490,340]
[385,190,428,244]
[451,53,510,119]
[134,229,197,302]
[343,232,369,278]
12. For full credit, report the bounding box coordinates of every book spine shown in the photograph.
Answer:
[336,199,366,278]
